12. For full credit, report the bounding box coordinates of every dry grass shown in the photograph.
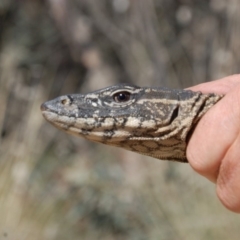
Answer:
[0,0,240,239]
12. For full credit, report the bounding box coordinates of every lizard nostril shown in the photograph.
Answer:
[60,95,73,105]
[60,97,71,105]
[61,98,68,105]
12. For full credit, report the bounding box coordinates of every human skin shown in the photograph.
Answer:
[187,74,240,213]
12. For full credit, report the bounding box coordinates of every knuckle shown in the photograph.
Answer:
[216,184,240,213]
[188,155,206,174]
[216,158,240,213]
[187,148,214,176]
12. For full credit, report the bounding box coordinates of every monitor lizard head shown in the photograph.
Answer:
[41,84,221,162]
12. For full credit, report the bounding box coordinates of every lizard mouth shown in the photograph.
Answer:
[40,102,48,111]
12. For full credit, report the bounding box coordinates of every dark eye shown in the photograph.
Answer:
[113,91,131,102]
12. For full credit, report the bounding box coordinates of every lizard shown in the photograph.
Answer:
[41,84,223,162]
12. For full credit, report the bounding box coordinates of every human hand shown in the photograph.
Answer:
[187,74,240,213]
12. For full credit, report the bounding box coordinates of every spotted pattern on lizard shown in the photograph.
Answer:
[41,84,223,162]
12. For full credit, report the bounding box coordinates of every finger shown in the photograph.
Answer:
[216,132,240,213]
[187,74,240,94]
[187,85,240,182]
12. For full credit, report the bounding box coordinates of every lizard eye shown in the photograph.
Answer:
[113,91,131,103]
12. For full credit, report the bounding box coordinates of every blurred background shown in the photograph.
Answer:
[0,0,240,239]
